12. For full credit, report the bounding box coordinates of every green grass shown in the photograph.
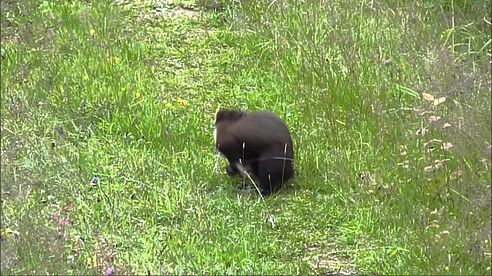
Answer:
[1,0,490,274]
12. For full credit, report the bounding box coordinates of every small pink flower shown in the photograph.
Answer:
[59,218,70,226]
[105,267,114,276]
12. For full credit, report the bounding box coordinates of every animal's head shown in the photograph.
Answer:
[215,109,245,125]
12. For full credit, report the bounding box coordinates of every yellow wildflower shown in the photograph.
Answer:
[109,56,121,64]
[135,91,141,99]
[89,29,96,37]
[163,99,173,109]
[176,98,189,108]
[1,228,19,240]
[92,253,97,267]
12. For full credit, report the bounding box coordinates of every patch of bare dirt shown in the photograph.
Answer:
[115,0,202,20]
[305,242,358,275]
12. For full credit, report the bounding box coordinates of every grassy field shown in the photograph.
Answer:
[1,0,490,274]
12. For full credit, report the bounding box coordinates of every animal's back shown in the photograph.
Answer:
[232,111,292,150]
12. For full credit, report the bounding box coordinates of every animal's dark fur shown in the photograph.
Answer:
[214,109,294,196]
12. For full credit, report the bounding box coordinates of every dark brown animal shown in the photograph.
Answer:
[214,109,294,196]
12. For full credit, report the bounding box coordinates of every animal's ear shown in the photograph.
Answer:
[215,109,244,123]
[215,109,227,123]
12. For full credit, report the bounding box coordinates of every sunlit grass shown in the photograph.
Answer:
[1,0,490,274]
